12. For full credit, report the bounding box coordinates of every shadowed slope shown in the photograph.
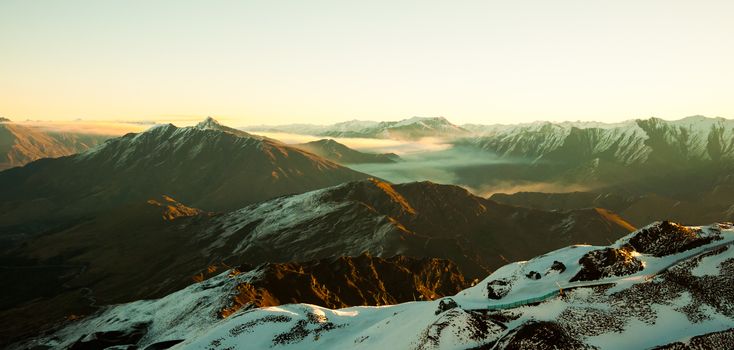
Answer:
[0,118,370,234]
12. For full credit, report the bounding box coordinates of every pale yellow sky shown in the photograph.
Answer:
[1,0,732,125]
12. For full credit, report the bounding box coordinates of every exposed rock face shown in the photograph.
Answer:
[628,221,718,257]
[570,245,644,282]
[146,195,203,221]
[218,254,469,318]
[486,279,511,300]
[549,260,566,274]
[10,254,468,350]
[434,298,459,315]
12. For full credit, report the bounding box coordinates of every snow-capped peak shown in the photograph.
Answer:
[195,116,223,130]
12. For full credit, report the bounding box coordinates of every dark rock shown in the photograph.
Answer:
[525,271,541,280]
[143,339,184,350]
[435,298,459,315]
[628,221,717,257]
[549,260,566,273]
[570,245,644,282]
[487,279,511,300]
[219,253,469,317]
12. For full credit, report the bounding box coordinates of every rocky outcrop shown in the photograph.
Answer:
[218,254,469,318]
[146,195,203,221]
[570,245,643,282]
[628,221,719,257]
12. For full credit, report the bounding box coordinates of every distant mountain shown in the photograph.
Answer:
[463,116,734,166]
[490,178,734,227]
[19,221,734,349]
[248,116,469,140]
[450,116,734,207]
[446,116,734,226]
[0,122,111,170]
[295,139,400,164]
[0,117,370,234]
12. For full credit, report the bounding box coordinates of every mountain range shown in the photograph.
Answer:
[0,178,634,346]
[253,115,734,227]
[248,116,469,140]
[453,116,734,226]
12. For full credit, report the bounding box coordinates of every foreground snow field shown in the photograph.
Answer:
[20,221,734,349]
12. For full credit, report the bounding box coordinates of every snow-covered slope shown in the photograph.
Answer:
[20,221,734,349]
[464,116,734,165]
[196,179,634,277]
[15,254,469,350]
[178,222,734,350]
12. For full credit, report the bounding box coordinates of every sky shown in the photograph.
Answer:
[1,0,733,126]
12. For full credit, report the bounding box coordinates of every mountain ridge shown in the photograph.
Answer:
[0,118,371,234]
[0,180,635,345]
[0,122,111,170]
[247,116,469,140]
[295,139,400,164]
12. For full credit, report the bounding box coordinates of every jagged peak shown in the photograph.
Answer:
[195,116,223,130]
[190,117,258,139]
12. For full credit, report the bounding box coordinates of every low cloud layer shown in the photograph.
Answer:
[15,120,151,136]
[349,146,514,187]
[476,181,595,198]
[249,132,452,155]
